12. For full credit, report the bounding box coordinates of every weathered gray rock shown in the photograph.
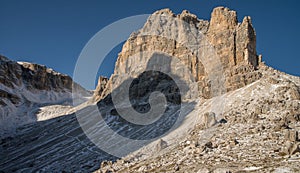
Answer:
[203,112,217,128]
[197,168,210,173]
[156,139,168,151]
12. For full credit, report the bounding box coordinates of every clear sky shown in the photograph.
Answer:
[1,0,299,89]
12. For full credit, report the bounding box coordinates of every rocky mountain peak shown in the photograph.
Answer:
[153,8,174,16]
[96,6,262,100]
[18,61,63,76]
[178,9,199,24]
[209,6,238,31]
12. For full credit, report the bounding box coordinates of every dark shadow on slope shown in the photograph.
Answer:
[98,53,193,138]
[95,52,196,152]
[0,110,117,172]
[0,53,197,172]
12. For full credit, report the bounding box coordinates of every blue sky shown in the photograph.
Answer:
[1,0,299,89]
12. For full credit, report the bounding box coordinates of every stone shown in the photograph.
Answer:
[284,130,299,142]
[203,112,217,128]
[156,139,168,151]
[204,141,213,149]
[197,168,210,173]
[283,141,300,156]
[219,119,227,124]
[174,164,180,171]
[213,168,232,173]
[290,143,300,155]
[288,83,300,100]
[137,165,147,172]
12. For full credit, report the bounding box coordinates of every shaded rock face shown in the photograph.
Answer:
[0,56,76,91]
[20,62,74,91]
[0,55,91,137]
[95,7,262,100]
[98,68,184,139]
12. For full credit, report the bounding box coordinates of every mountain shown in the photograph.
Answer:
[95,7,262,103]
[95,7,300,172]
[0,55,91,137]
[1,6,299,173]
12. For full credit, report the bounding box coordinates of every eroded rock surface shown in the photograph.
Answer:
[95,7,262,101]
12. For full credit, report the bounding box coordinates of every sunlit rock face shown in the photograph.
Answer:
[92,76,109,102]
[95,7,262,102]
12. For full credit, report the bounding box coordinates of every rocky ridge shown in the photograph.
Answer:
[0,55,91,137]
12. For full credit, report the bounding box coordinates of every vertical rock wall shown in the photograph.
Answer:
[95,7,263,101]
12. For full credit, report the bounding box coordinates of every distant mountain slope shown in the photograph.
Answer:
[0,55,91,137]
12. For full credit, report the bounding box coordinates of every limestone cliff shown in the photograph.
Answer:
[95,7,263,101]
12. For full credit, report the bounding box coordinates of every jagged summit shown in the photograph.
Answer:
[152,8,200,22]
[94,6,261,102]
[17,61,64,76]
[152,8,174,15]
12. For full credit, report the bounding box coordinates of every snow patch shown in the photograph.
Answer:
[36,105,74,121]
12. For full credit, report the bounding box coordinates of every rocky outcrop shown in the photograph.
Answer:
[95,7,262,100]
[0,55,91,137]
[92,76,109,102]
[19,62,73,91]
[0,56,79,91]
[206,7,261,93]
